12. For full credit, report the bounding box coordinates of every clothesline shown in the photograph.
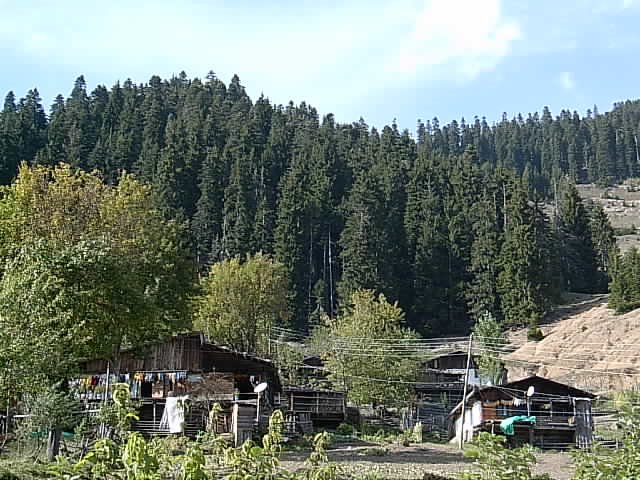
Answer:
[131,369,188,373]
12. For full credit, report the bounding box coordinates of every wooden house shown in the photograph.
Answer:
[415,350,482,406]
[78,333,281,445]
[449,375,596,449]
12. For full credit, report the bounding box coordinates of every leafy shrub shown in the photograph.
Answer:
[527,326,544,341]
[461,432,551,480]
[95,383,140,440]
[16,385,80,442]
[335,423,355,436]
[397,430,413,447]
[46,409,343,479]
[0,471,20,480]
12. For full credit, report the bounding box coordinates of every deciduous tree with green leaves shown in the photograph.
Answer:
[472,312,506,385]
[316,290,419,406]
[194,253,290,355]
[0,164,194,398]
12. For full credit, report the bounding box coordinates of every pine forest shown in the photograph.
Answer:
[1,72,629,336]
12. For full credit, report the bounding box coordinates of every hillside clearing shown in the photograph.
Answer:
[505,293,640,393]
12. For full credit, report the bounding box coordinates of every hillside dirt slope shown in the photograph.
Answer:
[504,294,640,395]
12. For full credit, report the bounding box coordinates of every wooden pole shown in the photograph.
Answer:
[104,361,110,404]
[256,391,261,424]
[459,333,474,449]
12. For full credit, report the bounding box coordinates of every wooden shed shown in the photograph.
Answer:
[77,333,280,444]
[449,375,596,449]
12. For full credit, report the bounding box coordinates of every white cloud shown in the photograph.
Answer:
[623,0,635,8]
[559,71,575,90]
[388,0,521,79]
[0,1,396,105]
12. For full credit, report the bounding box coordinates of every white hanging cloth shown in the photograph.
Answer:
[160,396,189,433]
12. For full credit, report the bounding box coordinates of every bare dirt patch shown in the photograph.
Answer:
[281,442,574,479]
[505,294,640,393]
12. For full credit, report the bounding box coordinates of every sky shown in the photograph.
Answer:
[2,0,640,130]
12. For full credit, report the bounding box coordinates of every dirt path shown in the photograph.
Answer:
[281,442,575,479]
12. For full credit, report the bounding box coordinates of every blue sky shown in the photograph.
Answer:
[2,0,640,130]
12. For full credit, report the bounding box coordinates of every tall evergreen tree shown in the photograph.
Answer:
[556,181,600,293]
[193,146,224,268]
[0,92,21,184]
[497,179,545,329]
[467,186,502,320]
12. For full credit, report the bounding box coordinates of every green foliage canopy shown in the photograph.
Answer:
[472,312,506,385]
[316,290,419,406]
[0,164,194,398]
[194,252,290,355]
[609,247,640,314]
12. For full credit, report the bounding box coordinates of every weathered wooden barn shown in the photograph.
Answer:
[77,333,280,445]
[415,350,483,405]
[449,375,596,449]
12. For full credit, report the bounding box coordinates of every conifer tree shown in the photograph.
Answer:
[274,154,309,326]
[63,76,94,169]
[404,152,449,333]
[467,187,502,320]
[556,181,600,293]
[193,146,224,268]
[338,168,386,302]
[154,115,188,218]
[221,132,254,258]
[609,248,640,314]
[497,179,544,328]
[136,75,167,182]
[587,200,615,289]
[0,92,20,184]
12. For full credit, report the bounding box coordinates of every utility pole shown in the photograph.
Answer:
[459,333,474,449]
[328,229,334,319]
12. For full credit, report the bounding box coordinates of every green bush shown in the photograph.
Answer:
[44,410,340,480]
[527,326,544,341]
[0,471,20,480]
[461,432,551,480]
[335,423,355,436]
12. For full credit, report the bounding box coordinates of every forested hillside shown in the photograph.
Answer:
[0,72,625,334]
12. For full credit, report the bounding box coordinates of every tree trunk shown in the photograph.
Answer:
[47,428,62,461]
[112,334,123,375]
